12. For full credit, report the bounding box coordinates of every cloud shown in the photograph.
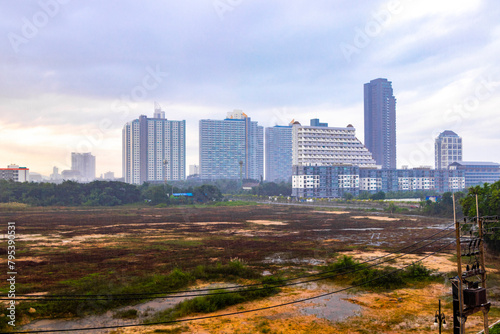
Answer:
[1,0,499,176]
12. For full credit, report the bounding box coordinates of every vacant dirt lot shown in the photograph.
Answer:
[1,204,497,333]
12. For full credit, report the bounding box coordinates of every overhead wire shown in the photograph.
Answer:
[3,240,456,334]
[5,225,455,301]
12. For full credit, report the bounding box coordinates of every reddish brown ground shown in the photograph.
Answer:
[1,204,498,333]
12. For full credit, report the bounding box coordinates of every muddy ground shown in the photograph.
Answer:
[1,204,498,333]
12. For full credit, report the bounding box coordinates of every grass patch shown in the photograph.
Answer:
[145,276,283,323]
[163,239,203,247]
[209,200,257,207]
[4,259,262,330]
[148,326,189,333]
[0,202,29,211]
[113,308,138,319]
[321,255,438,291]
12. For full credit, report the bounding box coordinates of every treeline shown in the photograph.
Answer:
[0,180,222,207]
[461,181,500,253]
[171,179,292,196]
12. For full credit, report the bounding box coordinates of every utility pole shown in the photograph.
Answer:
[452,194,492,334]
[452,193,465,334]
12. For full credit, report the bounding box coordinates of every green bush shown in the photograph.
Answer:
[146,276,283,323]
[322,256,435,291]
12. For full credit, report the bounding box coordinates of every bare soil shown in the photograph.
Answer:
[0,204,497,333]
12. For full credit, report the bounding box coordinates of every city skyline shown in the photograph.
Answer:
[1,1,500,177]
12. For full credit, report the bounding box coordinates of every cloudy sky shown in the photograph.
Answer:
[1,0,499,178]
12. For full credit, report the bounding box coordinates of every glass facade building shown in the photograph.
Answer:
[199,111,263,180]
[449,161,500,188]
[364,78,397,169]
[265,125,292,182]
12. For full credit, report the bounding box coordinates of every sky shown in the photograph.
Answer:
[1,0,500,178]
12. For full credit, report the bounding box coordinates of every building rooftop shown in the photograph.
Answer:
[439,130,459,137]
[450,161,500,167]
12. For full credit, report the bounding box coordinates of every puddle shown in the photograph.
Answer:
[351,216,400,221]
[263,254,326,266]
[21,283,233,333]
[312,211,350,214]
[341,228,384,231]
[300,283,361,322]
[247,220,288,226]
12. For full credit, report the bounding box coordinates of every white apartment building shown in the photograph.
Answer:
[123,107,186,185]
[292,121,377,168]
[435,130,462,169]
[0,164,29,182]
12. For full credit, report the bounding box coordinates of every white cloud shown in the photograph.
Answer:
[0,0,499,177]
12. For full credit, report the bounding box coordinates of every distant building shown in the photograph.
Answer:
[122,105,186,185]
[199,110,263,180]
[292,166,465,199]
[0,164,29,182]
[309,118,328,127]
[189,165,200,176]
[29,173,43,182]
[293,165,360,198]
[359,168,465,193]
[50,166,61,182]
[292,120,377,168]
[449,161,500,188]
[265,125,292,183]
[103,171,115,180]
[71,153,96,182]
[61,170,81,181]
[435,130,462,169]
[364,78,397,169]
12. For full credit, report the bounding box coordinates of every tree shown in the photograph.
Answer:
[193,185,223,203]
[461,182,500,253]
[370,191,386,200]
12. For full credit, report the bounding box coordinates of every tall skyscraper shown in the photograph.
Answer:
[435,130,462,169]
[122,106,185,185]
[364,78,396,169]
[199,110,263,180]
[71,152,96,182]
[265,125,292,182]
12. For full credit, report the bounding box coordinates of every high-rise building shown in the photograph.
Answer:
[364,78,396,169]
[199,110,263,180]
[71,152,96,182]
[122,106,186,185]
[292,120,377,168]
[435,130,462,169]
[265,125,292,182]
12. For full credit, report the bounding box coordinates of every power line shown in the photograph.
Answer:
[7,223,455,301]
[5,229,455,302]
[8,232,454,301]
[4,240,455,334]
